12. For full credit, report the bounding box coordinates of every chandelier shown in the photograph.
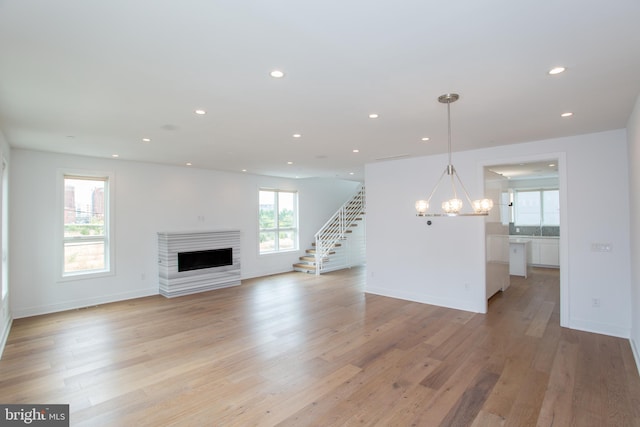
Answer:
[415,93,493,217]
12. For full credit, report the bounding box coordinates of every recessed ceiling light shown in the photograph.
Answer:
[561,112,573,117]
[287,161,293,165]
[242,169,247,172]
[292,133,302,138]
[349,172,355,175]
[194,109,206,115]
[186,162,192,166]
[353,149,360,153]
[270,70,285,78]
[111,154,119,158]
[368,113,379,119]
[548,66,566,75]
[421,137,430,142]
[142,138,151,142]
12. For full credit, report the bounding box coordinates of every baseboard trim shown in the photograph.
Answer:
[568,318,630,339]
[365,286,484,313]
[631,338,640,376]
[0,316,12,360]
[12,289,158,319]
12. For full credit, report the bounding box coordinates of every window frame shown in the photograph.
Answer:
[58,170,115,281]
[514,188,560,227]
[258,188,299,255]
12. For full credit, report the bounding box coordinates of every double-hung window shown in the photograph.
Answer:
[259,189,298,254]
[62,174,112,277]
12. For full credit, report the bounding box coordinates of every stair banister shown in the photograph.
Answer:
[314,185,365,275]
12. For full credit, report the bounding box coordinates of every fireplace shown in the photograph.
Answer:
[178,248,232,272]
[158,230,241,298]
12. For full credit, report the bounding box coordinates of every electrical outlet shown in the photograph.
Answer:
[592,298,601,308]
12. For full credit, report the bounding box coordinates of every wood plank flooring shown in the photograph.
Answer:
[1,267,639,426]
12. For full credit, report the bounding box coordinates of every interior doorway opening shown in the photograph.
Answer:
[483,157,566,325]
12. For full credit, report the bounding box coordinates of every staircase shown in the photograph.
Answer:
[293,185,366,275]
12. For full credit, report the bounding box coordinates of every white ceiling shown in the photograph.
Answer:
[1,1,639,181]
[488,161,558,181]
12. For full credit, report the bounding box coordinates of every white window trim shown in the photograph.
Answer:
[57,169,115,282]
[258,188,299,255]
[514,187,560,227]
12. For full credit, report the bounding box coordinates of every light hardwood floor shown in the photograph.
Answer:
[1,267,639,426]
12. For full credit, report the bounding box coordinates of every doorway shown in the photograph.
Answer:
[483,155,568,327]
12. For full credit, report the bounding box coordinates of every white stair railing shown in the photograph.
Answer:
[314,185,365,275]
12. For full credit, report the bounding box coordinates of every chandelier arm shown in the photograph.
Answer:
[449,167,458,199]
[425,166,449,204]
[453,168,475,207]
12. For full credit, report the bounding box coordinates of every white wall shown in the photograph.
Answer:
[628,94,640,370]
[0,130,10,356]
[366,154,488,313]
[9,149,360,318]
[366,129,632,338]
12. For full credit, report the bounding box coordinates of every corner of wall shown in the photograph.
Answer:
[628,92,640,375]
[0,316,12,360]
[631,337,640,376]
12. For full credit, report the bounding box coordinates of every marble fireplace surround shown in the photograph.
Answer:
[158,230,241,298]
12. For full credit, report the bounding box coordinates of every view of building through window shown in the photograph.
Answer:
[63,176,108,275]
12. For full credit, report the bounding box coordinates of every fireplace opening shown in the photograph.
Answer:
[178,248,232,272]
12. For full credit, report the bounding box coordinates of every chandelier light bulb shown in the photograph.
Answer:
[415,200,429,216]
[472,198,494,214]
[442,199,463,215]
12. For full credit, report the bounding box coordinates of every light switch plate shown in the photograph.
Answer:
[591,243,612,252]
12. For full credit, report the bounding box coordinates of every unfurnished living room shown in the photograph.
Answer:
[1,1,640,426]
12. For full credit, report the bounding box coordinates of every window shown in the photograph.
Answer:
[259,189,298,254]
[514,189,559,226]
[63,174,111,277]
[542,190,560,225]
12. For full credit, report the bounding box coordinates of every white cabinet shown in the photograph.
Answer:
[538,238,560,267]
[509,240,530,278]
[517,237,559,268]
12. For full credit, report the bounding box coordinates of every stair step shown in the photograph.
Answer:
[306,249,336,255]
[299,255,329,262]
[312,242,342,247]
[293,263,316,271]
